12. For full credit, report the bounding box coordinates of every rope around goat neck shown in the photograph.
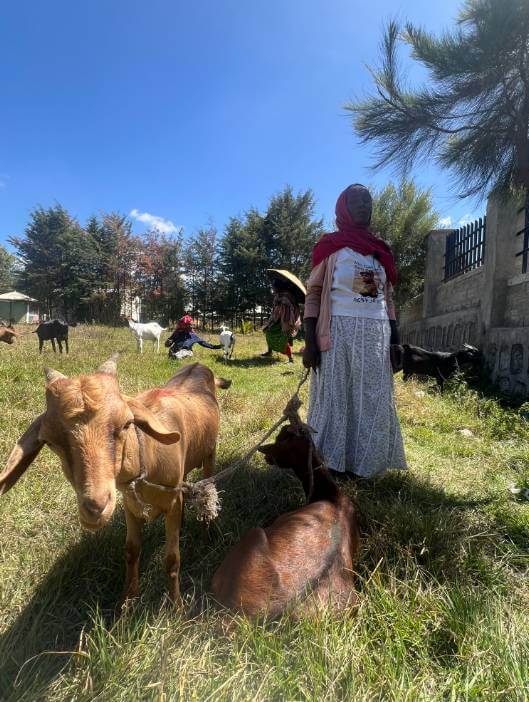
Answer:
[127,368,312,520]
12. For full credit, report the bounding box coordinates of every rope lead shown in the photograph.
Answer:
[129,369,312,522]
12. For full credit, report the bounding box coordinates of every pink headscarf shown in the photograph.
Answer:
[311,188,397,285]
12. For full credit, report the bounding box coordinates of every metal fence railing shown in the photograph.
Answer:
[515,206,529,274]
[444,216,486,281]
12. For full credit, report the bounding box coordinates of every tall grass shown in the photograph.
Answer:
[0,326,528,701]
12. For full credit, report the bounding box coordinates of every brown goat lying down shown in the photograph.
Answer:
[0,359,230,604]
[210,426,360,618]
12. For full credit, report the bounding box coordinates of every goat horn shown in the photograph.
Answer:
[44,368,66,385]
[97,353,119,375]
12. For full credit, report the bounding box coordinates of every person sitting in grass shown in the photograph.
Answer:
[165,315,222,359]
[261,269,305,363]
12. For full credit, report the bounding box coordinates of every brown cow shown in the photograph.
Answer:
[211,425,360,618]
[0,358,230,605]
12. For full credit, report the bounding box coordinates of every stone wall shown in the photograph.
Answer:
[485,328,529,398]
[399,195,529,398]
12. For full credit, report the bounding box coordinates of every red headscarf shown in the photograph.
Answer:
[311,188,397,285]
[177,315,194,332]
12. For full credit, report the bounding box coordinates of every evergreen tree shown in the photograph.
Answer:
[9,205,95,319]
[184,226,218,328]
[0,245,17,293]
[347,0,529,198]
[262,186,323,282]
[217,210,268,326]
[371,180,438,309]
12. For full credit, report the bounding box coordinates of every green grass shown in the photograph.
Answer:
[0,325,528,701]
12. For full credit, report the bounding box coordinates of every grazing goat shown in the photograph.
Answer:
[127,318,166,353]
[219,326,235,360]
[211,425,360,618]
[0,324,17,345]
[34,319,69,353]
[0,359,231,605]
[402,343,481,390]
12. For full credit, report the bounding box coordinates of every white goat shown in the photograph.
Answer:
[127,318,166,353]
[219,325,235,361]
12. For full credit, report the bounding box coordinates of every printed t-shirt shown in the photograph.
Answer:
[330,247,388,319]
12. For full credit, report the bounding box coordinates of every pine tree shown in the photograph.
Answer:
[9,205,96,319]
[184,226,218,328]
[217,210,268,327]
[347,0,529,198]
[262,186,323,282]
[0,245,17,293]
[371,180,438,309]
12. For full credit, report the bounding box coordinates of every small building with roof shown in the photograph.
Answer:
[0,291,41,324]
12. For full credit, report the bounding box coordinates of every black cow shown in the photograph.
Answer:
[33,320,70,353]
[402,343,481,390]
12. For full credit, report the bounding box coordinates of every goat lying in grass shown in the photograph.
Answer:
[0,359,230,605]
[402,343,481,390]
[211,425,360,618]
[127,318,166,353]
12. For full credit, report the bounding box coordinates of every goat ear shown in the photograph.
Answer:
[126,399,181,445]
[0,416,45,496]
[258,443,275,455]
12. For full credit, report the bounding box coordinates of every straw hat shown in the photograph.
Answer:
[266,269,306,303]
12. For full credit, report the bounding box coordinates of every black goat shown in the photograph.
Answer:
[402,343,481,390]
[33,320,70,353]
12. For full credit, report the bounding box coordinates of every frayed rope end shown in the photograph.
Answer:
[185,482,222,522]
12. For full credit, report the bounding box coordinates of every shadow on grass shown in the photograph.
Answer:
[1,460,525,700]
[0,522,127,701]
[213,356,285,368]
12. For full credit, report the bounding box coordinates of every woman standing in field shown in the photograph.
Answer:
[261,270,304,363]
[303,184,407,478]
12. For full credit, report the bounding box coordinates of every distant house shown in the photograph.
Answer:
[0,290,40,324]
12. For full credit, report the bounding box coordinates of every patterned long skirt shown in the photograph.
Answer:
[308,316,407,478]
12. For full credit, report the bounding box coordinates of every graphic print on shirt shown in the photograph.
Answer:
[330,248,388,319]
[352,268,383,299]
[350,258,384,304]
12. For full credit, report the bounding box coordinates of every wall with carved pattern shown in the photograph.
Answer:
[399,196,529,398]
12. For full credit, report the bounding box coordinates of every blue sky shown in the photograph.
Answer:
[0,0,481,250]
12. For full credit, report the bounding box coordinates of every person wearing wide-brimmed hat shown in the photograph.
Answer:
[261,269,305,363]
[303,184,407,479]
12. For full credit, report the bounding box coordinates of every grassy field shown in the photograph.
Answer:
[0,325,528,701]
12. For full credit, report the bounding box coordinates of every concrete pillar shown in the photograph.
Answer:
[481,194,523,336]
[423,230,451,318]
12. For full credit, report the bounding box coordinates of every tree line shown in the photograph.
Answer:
[0,181,437,327]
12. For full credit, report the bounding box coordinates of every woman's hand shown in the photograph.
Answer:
[303,342,320,370]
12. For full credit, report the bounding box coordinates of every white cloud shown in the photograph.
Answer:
[439,216,452,228]
[130,208,180,235]
[458,213,474,227]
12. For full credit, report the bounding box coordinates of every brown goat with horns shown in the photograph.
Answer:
[211,425,360,618]
[0,357,230,605]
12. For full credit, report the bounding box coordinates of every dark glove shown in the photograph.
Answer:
[389,320,400,345]
[390,344,403,373]
[389,321,402,373]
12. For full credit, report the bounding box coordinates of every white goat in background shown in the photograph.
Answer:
[127,318,166,353]
[219,325,235,361]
